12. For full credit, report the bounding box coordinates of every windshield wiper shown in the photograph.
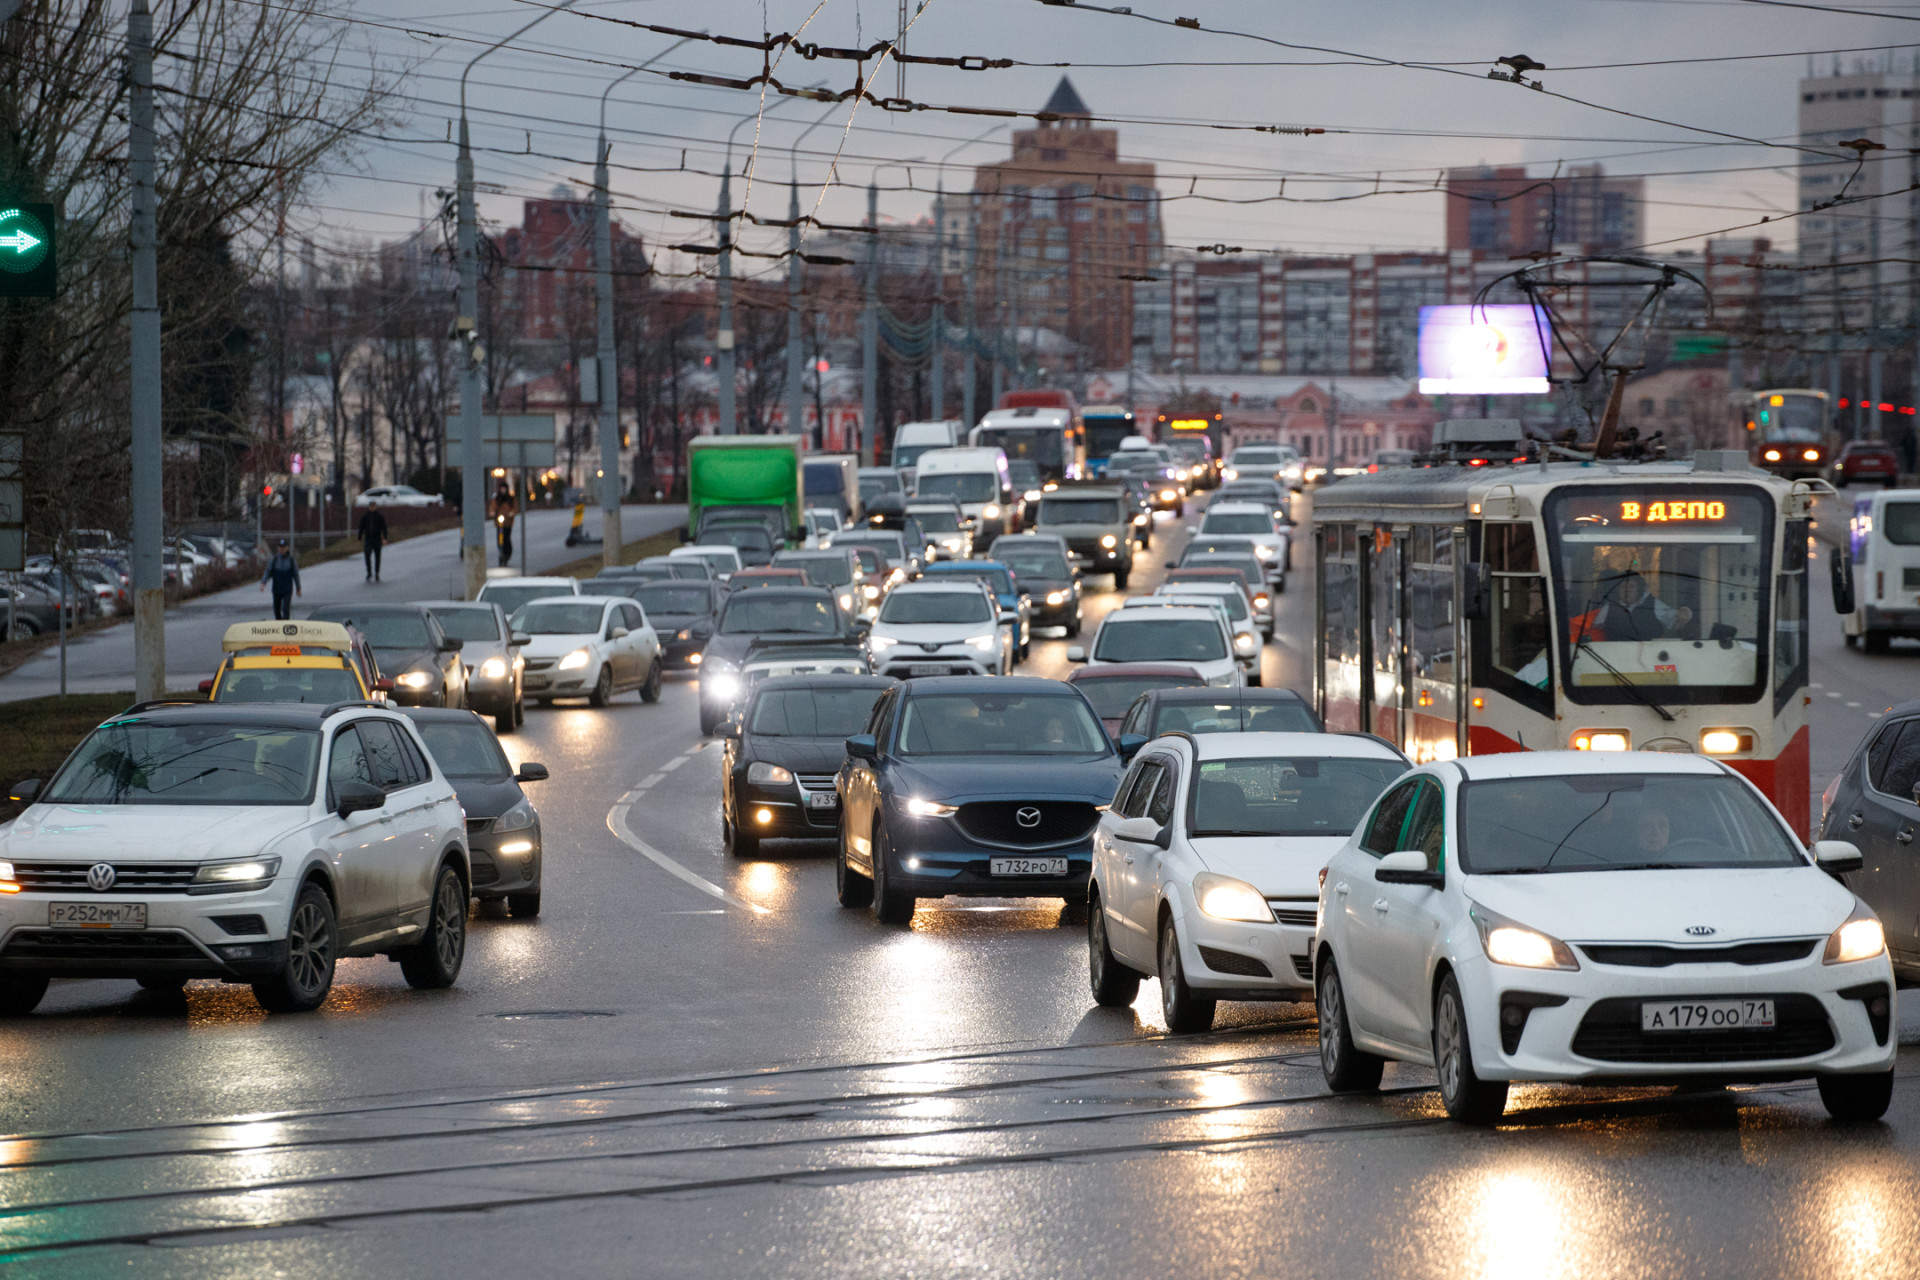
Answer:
[1570,634,1677,722]
[1189,828,1282,838]
[1598,861,1686,871]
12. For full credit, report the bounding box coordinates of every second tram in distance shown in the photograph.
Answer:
[1745,388,1835,479]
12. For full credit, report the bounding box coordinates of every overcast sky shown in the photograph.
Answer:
[308,0,1917,285]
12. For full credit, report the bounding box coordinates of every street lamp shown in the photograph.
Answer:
[456,0,579,597]
[786,103,841,449]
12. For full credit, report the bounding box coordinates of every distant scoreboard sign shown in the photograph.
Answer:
[0,205,55,299]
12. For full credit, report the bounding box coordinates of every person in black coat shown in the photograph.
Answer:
[357,506,389,582]
[259,539,301,620]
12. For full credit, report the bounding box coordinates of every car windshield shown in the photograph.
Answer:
[1160,591,1246,621]
[911,508,963,533]
[44,722,320,806]
[1232,450,1281,467]
[998,548,1070,580]
[897,692,1109,756]
[1007,462,1042,487]
[750,686,888,737]
[636,584,711,615]
[894,442,943,468]
[214,666,362,705]
[1094,617,1227,663]
[513,602,608,635]
[916,473,997,503]
[330,613,430,649]
[1040,497,1125,525]
[859,474,901,500]
[1151,698,1318,735]
[1203,513,1272,536]
[479,585,570,616]
[1074,674,1203,718]
[721,594,837,634]
[776,556,852,587]
[414,720,512,780]
[708,525,773,553]
[880,591,991,625]
[939,567,1013,596]
[833,535,904,563]
[429,608,501,642]
[1459,774,1801,872]
[1191,757,1406,837]
[1181,554,1261,582]
[1886,502,1920,545]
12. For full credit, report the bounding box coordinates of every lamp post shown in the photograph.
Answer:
[458,0,579,597]
[716,102,803,436]
[596,37,694,567]
[785,103,840,449]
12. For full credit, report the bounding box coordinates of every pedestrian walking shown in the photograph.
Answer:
[489,481,518,567]
[357,506,388,582]
[259,538,301,620]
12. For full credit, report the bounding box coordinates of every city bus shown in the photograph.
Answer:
[1082,405,1136,477]
[1745,388,1835,479]
[971,406,1086,483]
[1311,454,1838,835]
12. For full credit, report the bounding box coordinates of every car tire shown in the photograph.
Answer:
[1114,569,1130,590]
[870,820,915,925]
[0,974,49,1016]
[639,658,663,704]
[1844,632,1860,650]
[1157,916,1216,1033]
[7,619,37,642]
[397,864,467,990]
[1864,630,1891,655]
[1818,1068,1894,1121]
[1066,612,1082,639]
[137,975,188,993]
[1020,636,1031,662]
[1088,891,1142,1007]
[1273,574,1286,595]
[1247,671,1262,687]
[251,883,337,1013]
[1317,956,1385,1092]
[1433,973,1507,1125]
[495,708,516,734]
[699,708,721,737]
[588,666,614,707]
[725,804,759,857]
[508,891,541,919]
[836,822,874,908]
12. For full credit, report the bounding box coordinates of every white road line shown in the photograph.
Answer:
[1847,701,1861,708]
[606,792,771,916]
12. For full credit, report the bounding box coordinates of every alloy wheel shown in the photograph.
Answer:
[288,899,334,998]
[432,872,465,971]
[1435,989,1465,1101]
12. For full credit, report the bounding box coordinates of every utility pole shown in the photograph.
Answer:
[786,180,806,446]
[962,192,977,431]
[129,0,164,702]
[716,165,737,435]
[593,134,621,566]
[862,181,879,465]
[930,184,945,421]
[990,225,1006,408]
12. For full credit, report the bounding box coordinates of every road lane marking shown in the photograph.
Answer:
[607,783,771,916]
[1848,701,1861,708]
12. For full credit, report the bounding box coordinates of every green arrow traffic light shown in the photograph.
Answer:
[0,205,55,297]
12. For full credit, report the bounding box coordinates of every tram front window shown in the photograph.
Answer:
[1758,395,1825,444]
[1547,489,1770,704]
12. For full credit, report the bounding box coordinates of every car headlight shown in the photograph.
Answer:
[889,568,905,585]
[497,840,534,856]
[966,633,998,652]
[839,593,854,610]
[1825,901,1887,964]
[193,856,281,886]
[1175,468,1190,482]
[982,504,1001,519]
[1194,872,1274,923]
[905,797,958,817]
[1159,489,1176,501]
[493,799,536,833]
[1252,544,1274,559]
[557,649,590,671]
[1024,489,1042,502]
[863,584,881,600]
[748,762,795,787]
[688,652,703,665]
[479,657,508,680]
[1133,513,1149,525]
[869,635,899,651]
[397,670,433,689]
[1100,534,1118,549]
[1046,590,1067,606]
[1222,468,1238,480]
[706,672,739,698]
[1234,632,1256,652]
[1253,594,1270,610]
[1468,900,1579,970]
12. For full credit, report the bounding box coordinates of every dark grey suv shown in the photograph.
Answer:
[1822,698,1920,984]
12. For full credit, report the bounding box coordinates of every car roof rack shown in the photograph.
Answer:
[322,699,388,717]
[115,698,206,716]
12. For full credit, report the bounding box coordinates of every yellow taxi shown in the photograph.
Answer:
[201,620,388,705]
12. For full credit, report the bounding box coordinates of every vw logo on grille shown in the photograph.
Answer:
[86,863,117,892]
[1684,925,1716,936]
[1015,806,1042,829]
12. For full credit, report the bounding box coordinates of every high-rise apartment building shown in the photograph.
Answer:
[1443,164,1644,258]
[1798,65,1920,334]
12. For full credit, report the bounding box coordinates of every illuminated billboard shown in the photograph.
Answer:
[1416,305,1551,396]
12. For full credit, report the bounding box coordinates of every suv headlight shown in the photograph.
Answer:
[1234,632,1256,653]
[192,856,281,890]
[748,762,795,787]
[1468,900,1579,970]
[1194,872,1273,923]
[397,670,433,689]
[557,648,590,671]
[1252,544,1274,559]
[1825,900,1886,964]
[966,633,998,652]
[905,798,957,817]
[1046,590,1067,605]
[493,799,536,833]
[479,657,508,679]
[1100,534,1118,548]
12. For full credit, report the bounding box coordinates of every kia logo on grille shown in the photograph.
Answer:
[1015,807,1042,828]
[87,863,117,892]
[1684,925,1716,936]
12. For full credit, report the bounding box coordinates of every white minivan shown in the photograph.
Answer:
[891,420,964,471]
[914,447,1017,541]
[1844,488,1920,653]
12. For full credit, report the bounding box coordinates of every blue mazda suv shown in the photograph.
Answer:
[836,676,1133,924]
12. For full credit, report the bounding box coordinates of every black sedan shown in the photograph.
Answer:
[403,708,550,917]
[720,674,895,856]
[618,579,722,670]
[988,535,1082,637]
[309,604,466,707]
[836,676,1129,924]
[698,587,863,735]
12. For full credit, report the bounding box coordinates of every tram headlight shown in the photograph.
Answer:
[1802,448,1821,462]
[1571,730,1630,752]
[1700,729,1755,755]
[1763,449,1782,462]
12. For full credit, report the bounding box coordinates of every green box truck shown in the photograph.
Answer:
[686,435,804,559]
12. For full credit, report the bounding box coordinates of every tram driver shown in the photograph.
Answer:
[1568,553,1694,644]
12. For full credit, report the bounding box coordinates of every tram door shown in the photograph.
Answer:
[1368,526,1403,744]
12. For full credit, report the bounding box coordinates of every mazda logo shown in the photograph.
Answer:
[87,863,117,892]
[1015,807,1042,829]
[1684,925,1716,937]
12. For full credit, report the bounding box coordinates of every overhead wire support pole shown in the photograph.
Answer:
[459,0,580,597]
[716,162,737,435]
[786,103,840,452]
[930,182,945,421]
[129,0,163,702]
[863,180,879,466]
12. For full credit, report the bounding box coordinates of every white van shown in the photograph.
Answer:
[914,447,1016,541]
[1845,488,1920,653]
[891,421,964,471]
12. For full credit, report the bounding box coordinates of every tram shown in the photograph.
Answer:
[1745,388,1835,479]
[1312,452,1838,835]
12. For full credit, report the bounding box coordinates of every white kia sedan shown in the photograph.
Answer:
[867,580,1010,679]
[1314,751,1897,1124]
[1088,732,1408,1031]
[511,596,661,707]
[1068,604,1240,688]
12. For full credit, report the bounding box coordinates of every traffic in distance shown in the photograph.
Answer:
[1,403,1912,1133]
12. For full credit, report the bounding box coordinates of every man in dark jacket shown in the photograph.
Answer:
[259,539,301,620]
[357,506,389,582]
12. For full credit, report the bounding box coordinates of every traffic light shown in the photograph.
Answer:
[0,205,55,299]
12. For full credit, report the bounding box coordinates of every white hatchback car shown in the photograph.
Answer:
[867,580,1009,679]
[1068,604,1240,688]
[511,596,662,707]
[0,702,470,1015]
[1315,751,1898,1124]
[1194,500,1291,576]
[1088,732,1409,1031]
[1148,583,1262,683]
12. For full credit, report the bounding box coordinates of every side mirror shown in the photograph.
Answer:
[1813,839,1865,875]
[510,631,531,647]
[1831,549,1856,615]
[1112,814,1171,850]
[514,763,550,783]
[611,626,630,640]
[1163,560,1180,569]
[440,636,464,653]
[1462,562,1490,622]
[998,611,1018,626]
[845,733,878,761]
[852,615,873,633]
[197,679,214,694]
[334,780,385,819]
[374,676,395,693]
[1375,849,1444,888]
[1065,645,1087,663]
[720,716,741,739]
[1115,733,1148,762]
[10,779,40,804]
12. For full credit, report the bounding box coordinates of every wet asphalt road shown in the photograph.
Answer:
[2,492,1919,1277]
